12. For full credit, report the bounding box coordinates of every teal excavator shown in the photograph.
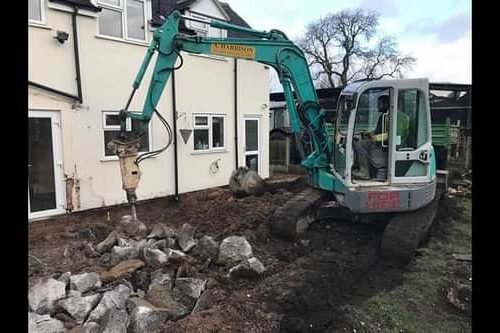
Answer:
[112,10,441,263]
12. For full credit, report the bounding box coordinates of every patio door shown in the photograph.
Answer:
[28,111,65,220]
[244,117,260,174]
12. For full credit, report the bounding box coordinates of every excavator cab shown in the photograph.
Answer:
[331,78,437,214]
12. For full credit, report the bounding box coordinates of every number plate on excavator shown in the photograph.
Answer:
[366,192,401,209]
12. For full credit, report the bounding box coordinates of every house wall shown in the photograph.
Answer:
[28,0,269,216]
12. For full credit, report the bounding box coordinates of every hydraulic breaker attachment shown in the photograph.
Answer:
[109,138,141,221]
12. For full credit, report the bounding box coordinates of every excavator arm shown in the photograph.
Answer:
[114,10,342,219]
[125,10,337,179]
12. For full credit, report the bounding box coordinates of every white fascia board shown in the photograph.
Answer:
[48,2,100,18]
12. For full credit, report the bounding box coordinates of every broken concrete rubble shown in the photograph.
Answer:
[99,308,129,333]
[110,246,139,265]
[172,278,206,310]
[192,289,217,313]
[142,248,169,267]
[57,271,71,288]
[116,215,148,240]
[192,235,219,261]
[86,284,131,324]
[56,293,101,324]
[70,272,102,293]
[145,284,190,319]
[127,298,170,333]
[217,236,253,265]
[165,248,188,263]
[147,223,177,240]
[149,271,173,291]
[96,230,118,254]
[29,278,67,315]
[228,257,266,279]
[178,223,197,252]
[28,312,66,333]
[100,259,145,285]
[83,322,100,333]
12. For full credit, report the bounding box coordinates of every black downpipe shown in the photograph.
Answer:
[72,6,83,102]
[28,80,81,101]
[234,59,239,169]
[172,71,179,200]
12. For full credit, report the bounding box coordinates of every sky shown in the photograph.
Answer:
[222,0,471,89]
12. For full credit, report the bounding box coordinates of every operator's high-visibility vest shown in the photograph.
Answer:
[373,112,410,144]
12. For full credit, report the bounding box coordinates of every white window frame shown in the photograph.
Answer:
[29,0,46,25]
[97,0,148,43]
[193,114,226,152]
[102,111,153,159]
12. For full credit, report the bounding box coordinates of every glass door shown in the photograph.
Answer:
[28,111,65,219]
[244,118,260,173]
[391,88,432,183]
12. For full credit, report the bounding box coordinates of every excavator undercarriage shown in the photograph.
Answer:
[267,184,445,264]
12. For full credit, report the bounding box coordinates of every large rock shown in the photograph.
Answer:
[149,271,173,291]
[217,236,253,265]
[96,230,118,254]
[29,278,67,315]
[70,273,102,293]
[165,248,188,263]
[147,224,177,240]
[86,284,131,324]
[192,290,217,313]
[28,312,65,333]
[145,285,190,319]
[228,257,266,279]
[172,278,206,311]
[109,246,139,265]
[57,272,71,288]
[131,269,150,292]
[100,259,145,285]
[83,322,100,333]
[116,215,147,240]
[229,166,265,197]
[127,298,170,333]
[56,293,101,324]
[192,235,219,261]
[99,309,128,333]
[178,223,197,252]
[142,248,169,267]
[118,238,151,251]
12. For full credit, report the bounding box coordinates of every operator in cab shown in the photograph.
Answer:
[352,94,410,180]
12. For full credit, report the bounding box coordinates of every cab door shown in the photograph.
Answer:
[390,79,433,184]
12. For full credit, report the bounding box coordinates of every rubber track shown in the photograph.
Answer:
[379,193,442,264]
[269,187,328,239]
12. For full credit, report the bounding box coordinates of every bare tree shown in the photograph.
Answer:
[298,9,416,87]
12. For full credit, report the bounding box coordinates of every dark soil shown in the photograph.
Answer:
[28,176,469,332]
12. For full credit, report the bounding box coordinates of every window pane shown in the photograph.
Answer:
[212,117,224,148]
[245,120,258,152]
[195,116,208,126]
[131,119,150,152]
[105,113,121,126]
[246,154,259,172]
[127,0,145,40]
[104,130,120,156]
[397,90,428,150]
[29,0,42,21]
[194,129,209,150]
[99,8,123,38]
